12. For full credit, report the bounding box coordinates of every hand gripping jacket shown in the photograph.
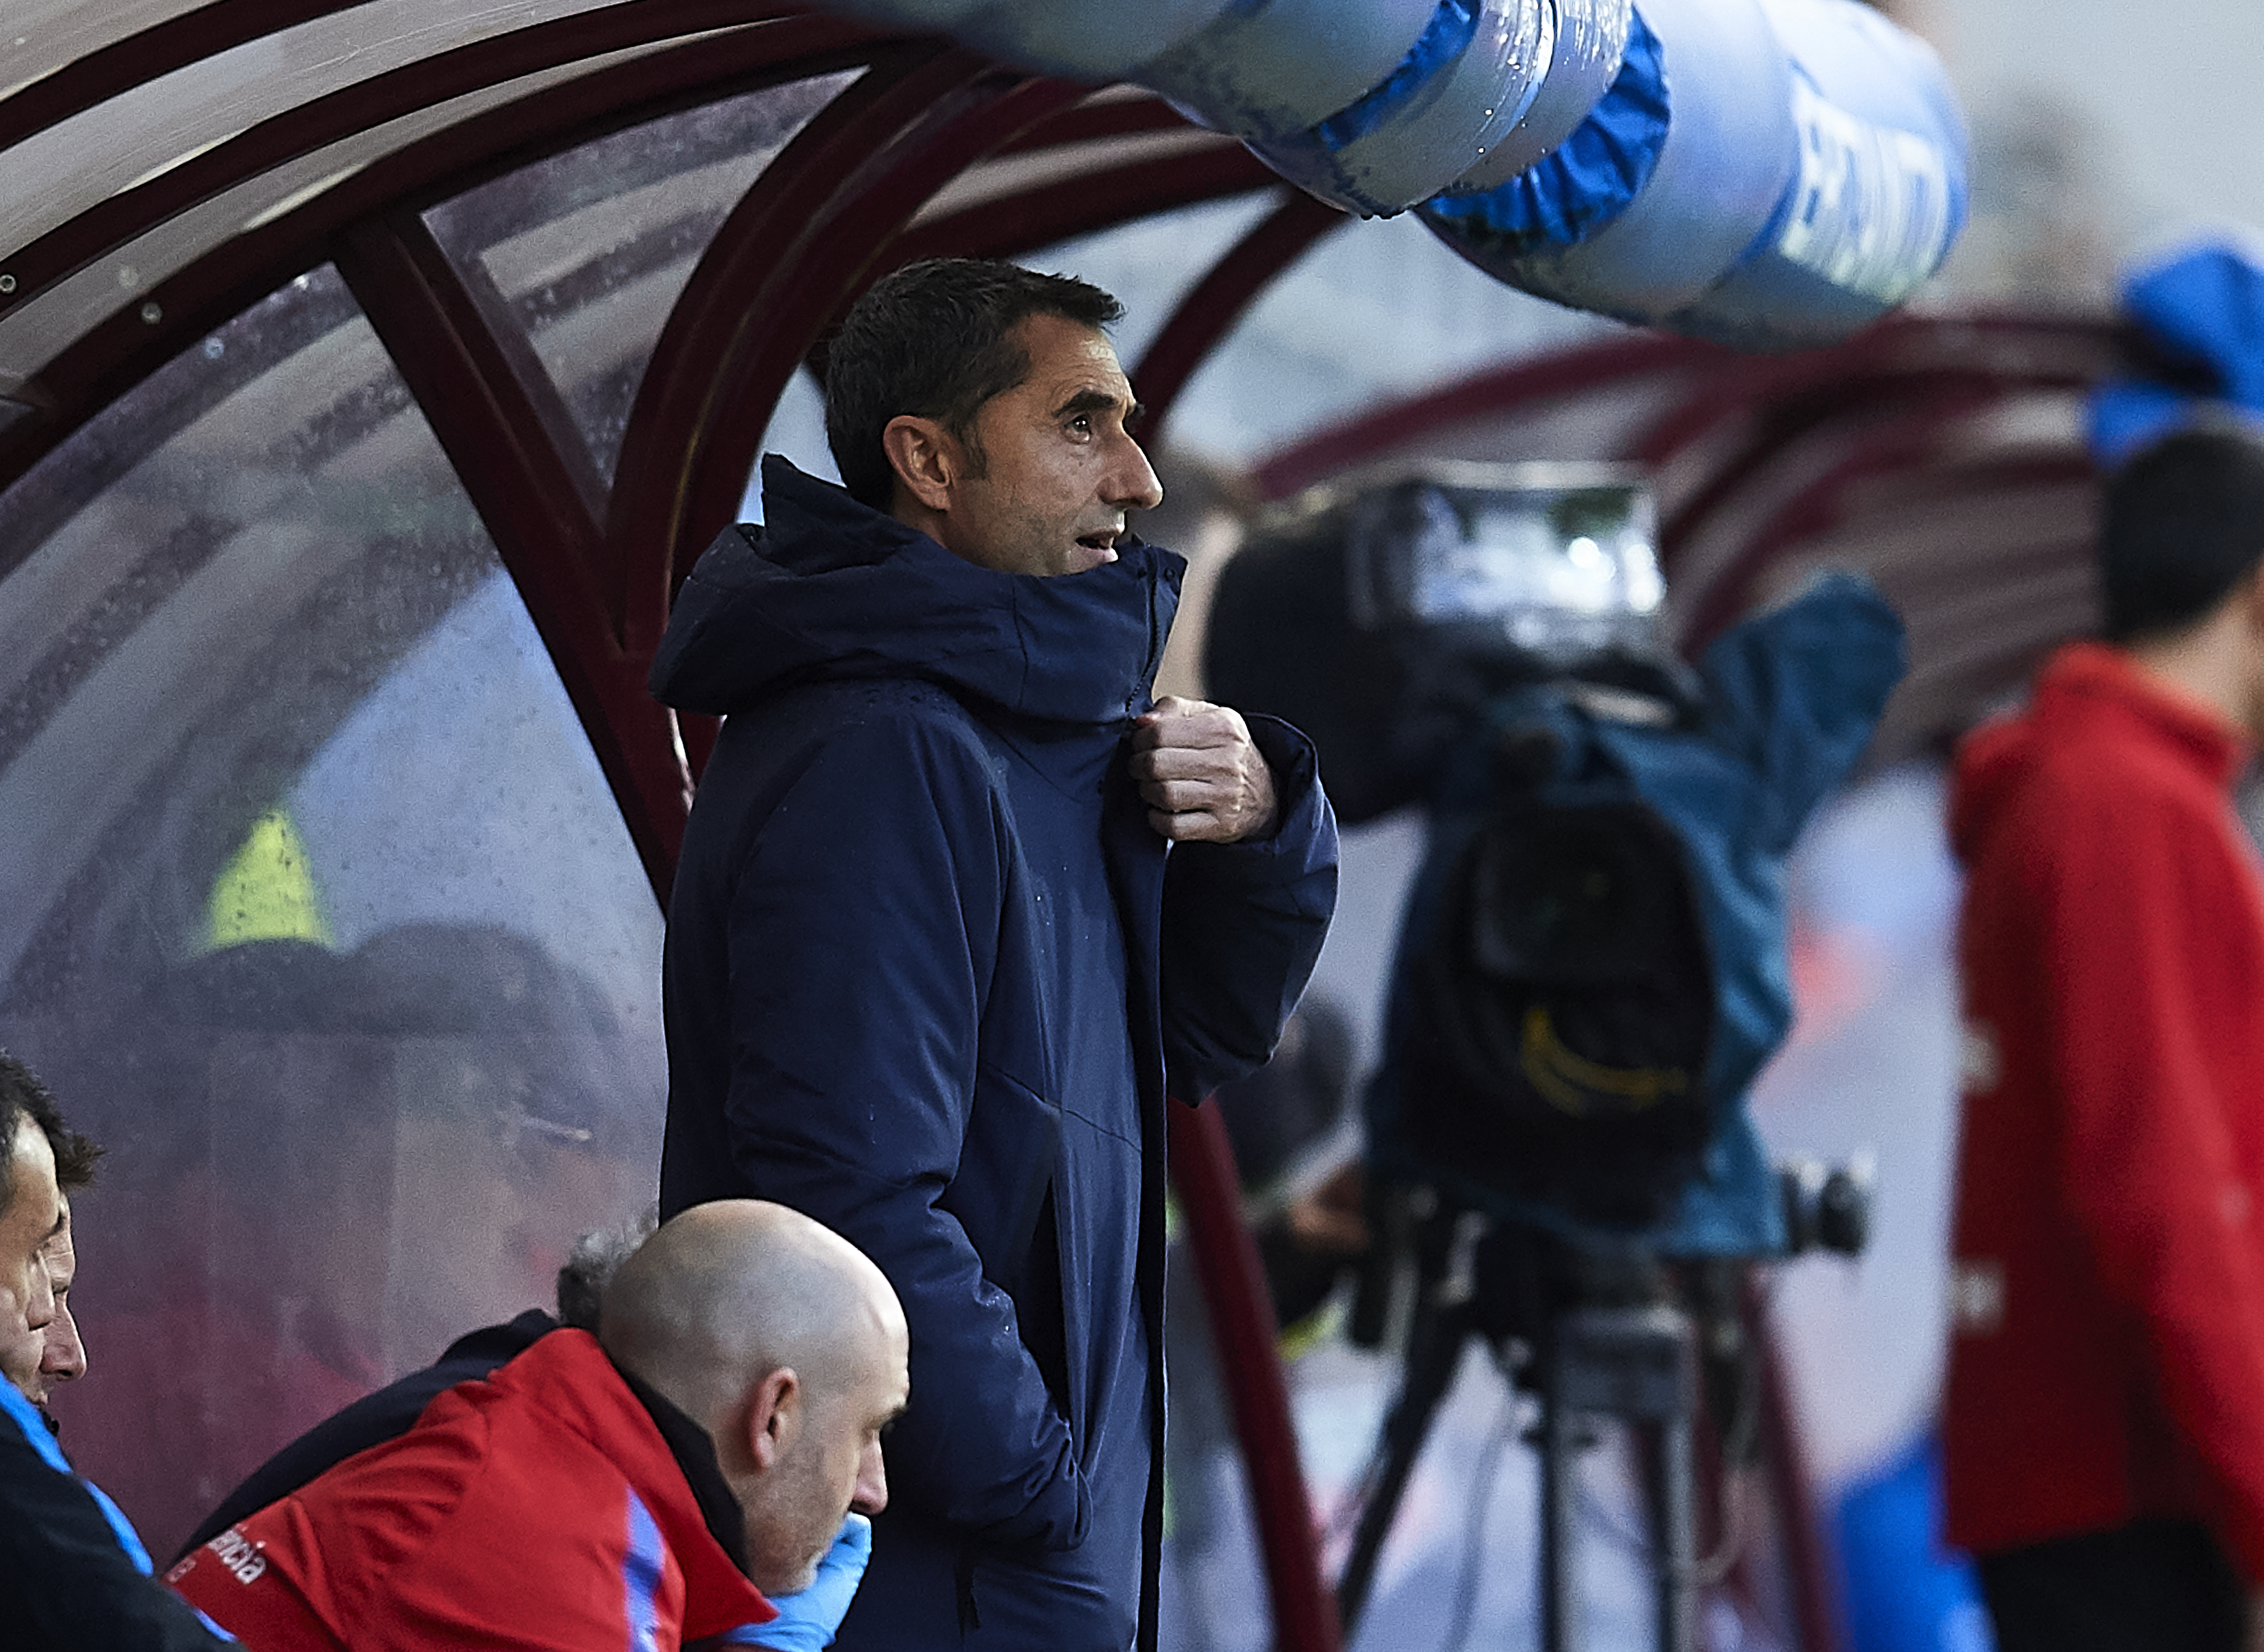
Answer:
[815,0,1967,350]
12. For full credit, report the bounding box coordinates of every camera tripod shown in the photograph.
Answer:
[1334,1210,1716,1652]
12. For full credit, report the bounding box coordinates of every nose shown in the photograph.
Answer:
[40,1302,84,1384]
[1105,429,1164,512]
[852,1436,888,1517]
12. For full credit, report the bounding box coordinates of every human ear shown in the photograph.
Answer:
[744,1368,802,1473]
[882,415,958,514]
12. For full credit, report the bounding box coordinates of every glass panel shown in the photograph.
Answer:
[4,0,625,261]
[0,263,663,1562]
[0,34,737,394]
[425,70,860,487]
[1024,192,1279,371]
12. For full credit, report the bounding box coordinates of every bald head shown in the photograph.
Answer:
[600,1200,904,1440]
[600,1201,909,1594]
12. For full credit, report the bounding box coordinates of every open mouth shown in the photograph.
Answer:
[1076,530,1120,557]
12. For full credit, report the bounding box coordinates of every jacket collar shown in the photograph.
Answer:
[649,456,1182,726]
[2037,640,2251,788]
[616,1362,748,1576]
[501,1331,776,1636]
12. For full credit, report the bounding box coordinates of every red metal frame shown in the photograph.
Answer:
[1169,1098,1346,1652]
[1246,313,2132,510]
[1670,392,2094,650]
[1630,320,2123,579]
[0,0,372,153]
[1248,331,1724,500]
[989,88,1202,154]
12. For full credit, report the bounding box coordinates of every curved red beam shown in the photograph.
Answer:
[1170,1097,1345,1652]
[0,0,367,155]
[1248,332,1718,500]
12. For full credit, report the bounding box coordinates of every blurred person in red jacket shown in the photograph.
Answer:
[1946,419,2264,1652]
[168,1198,910,1652]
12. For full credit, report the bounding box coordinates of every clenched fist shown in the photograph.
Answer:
[1128,695,1278,844]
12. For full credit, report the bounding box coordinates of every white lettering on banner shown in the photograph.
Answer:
[1776,76,1954,305]
[205,1526,267,1586]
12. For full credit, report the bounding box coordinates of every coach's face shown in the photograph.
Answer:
[891,313,1164,578]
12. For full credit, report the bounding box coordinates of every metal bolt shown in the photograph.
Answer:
[140,301,162,325]
[0,274,14,294]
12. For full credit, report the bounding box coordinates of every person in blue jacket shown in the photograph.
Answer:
[0,1050,234,1650]
[650,257,1339,1652]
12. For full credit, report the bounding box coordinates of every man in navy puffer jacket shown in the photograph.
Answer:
[652,259,1338,1651]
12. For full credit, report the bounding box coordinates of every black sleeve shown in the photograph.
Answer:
[0,1424,232,1650]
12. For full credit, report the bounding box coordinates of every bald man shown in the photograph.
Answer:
[167,1201,910,1652]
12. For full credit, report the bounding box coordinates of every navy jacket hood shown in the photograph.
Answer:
[651,456,1184,725]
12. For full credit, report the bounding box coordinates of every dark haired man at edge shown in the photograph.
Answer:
[1946,420,2264,1652]
[652,257,1338,1651]
[0,1049,231,1650]
[0,1063,102,1423]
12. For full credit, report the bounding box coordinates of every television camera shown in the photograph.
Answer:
[1204,462,1904,1652]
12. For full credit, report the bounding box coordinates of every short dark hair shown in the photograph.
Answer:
[0,1049,101,1218]
[2101,417,2264,642]
[824,258,1125,510]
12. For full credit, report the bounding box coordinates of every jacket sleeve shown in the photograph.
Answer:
[1158,714,1340,1104]
[0,1393,234,1650]
[2042,786,2264,1581]
[712,710,1088,1552]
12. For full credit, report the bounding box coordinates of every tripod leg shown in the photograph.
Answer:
[1650,1410,1696,1652]
[1335,1296,1470,1637]
[1540,1329,1581,1652]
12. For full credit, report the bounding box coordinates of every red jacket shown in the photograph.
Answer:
[1944,642,2264,1578]
[164,1329,776,1649]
